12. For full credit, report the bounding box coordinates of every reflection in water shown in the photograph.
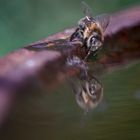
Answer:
[1,62,140,140]
[66,55,103,111]
[72,76,103,111]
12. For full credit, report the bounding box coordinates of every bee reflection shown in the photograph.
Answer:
[72,76,103,111]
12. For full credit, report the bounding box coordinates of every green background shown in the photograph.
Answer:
[1,0,140,140]
[0,0,139,56]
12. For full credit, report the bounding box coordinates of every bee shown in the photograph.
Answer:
[70,2,110,60]
[27,2,110,61]
[72,75,103,111]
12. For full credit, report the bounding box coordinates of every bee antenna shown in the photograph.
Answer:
[81,1,93,18]
[86,16,90,21]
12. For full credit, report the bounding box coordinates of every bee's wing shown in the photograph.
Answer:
[95,14,110,31]
[81,1,93,18]
[25,39,69,51]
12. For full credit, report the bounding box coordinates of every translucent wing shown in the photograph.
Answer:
[25,39,71,51]
[95,14,110,31]
[81,1,93,18]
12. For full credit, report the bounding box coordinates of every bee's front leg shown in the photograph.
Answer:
[66,55,89,80]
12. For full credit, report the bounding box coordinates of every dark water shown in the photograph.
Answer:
[1,61,140,140]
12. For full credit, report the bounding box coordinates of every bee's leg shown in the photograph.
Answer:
[66,55,89,80]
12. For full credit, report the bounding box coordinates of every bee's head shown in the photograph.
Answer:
[75,77,103,111]
[78,15,107,54]
[86,24,104,52]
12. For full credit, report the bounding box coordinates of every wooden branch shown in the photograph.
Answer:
[0,6,140,127]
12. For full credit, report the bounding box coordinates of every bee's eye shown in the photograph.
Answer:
[89,83,96,96]
[76,30,84,40]
[78,22,86,30]
[70,28,84,41]
[91,37,100,46]
[78,17,88,30]
[87,34,102,51]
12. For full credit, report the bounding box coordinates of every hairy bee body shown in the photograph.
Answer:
[70,8,109,59]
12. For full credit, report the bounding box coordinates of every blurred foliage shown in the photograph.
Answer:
[0,0,139,56]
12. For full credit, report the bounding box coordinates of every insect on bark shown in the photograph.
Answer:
[26,2,110,111]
